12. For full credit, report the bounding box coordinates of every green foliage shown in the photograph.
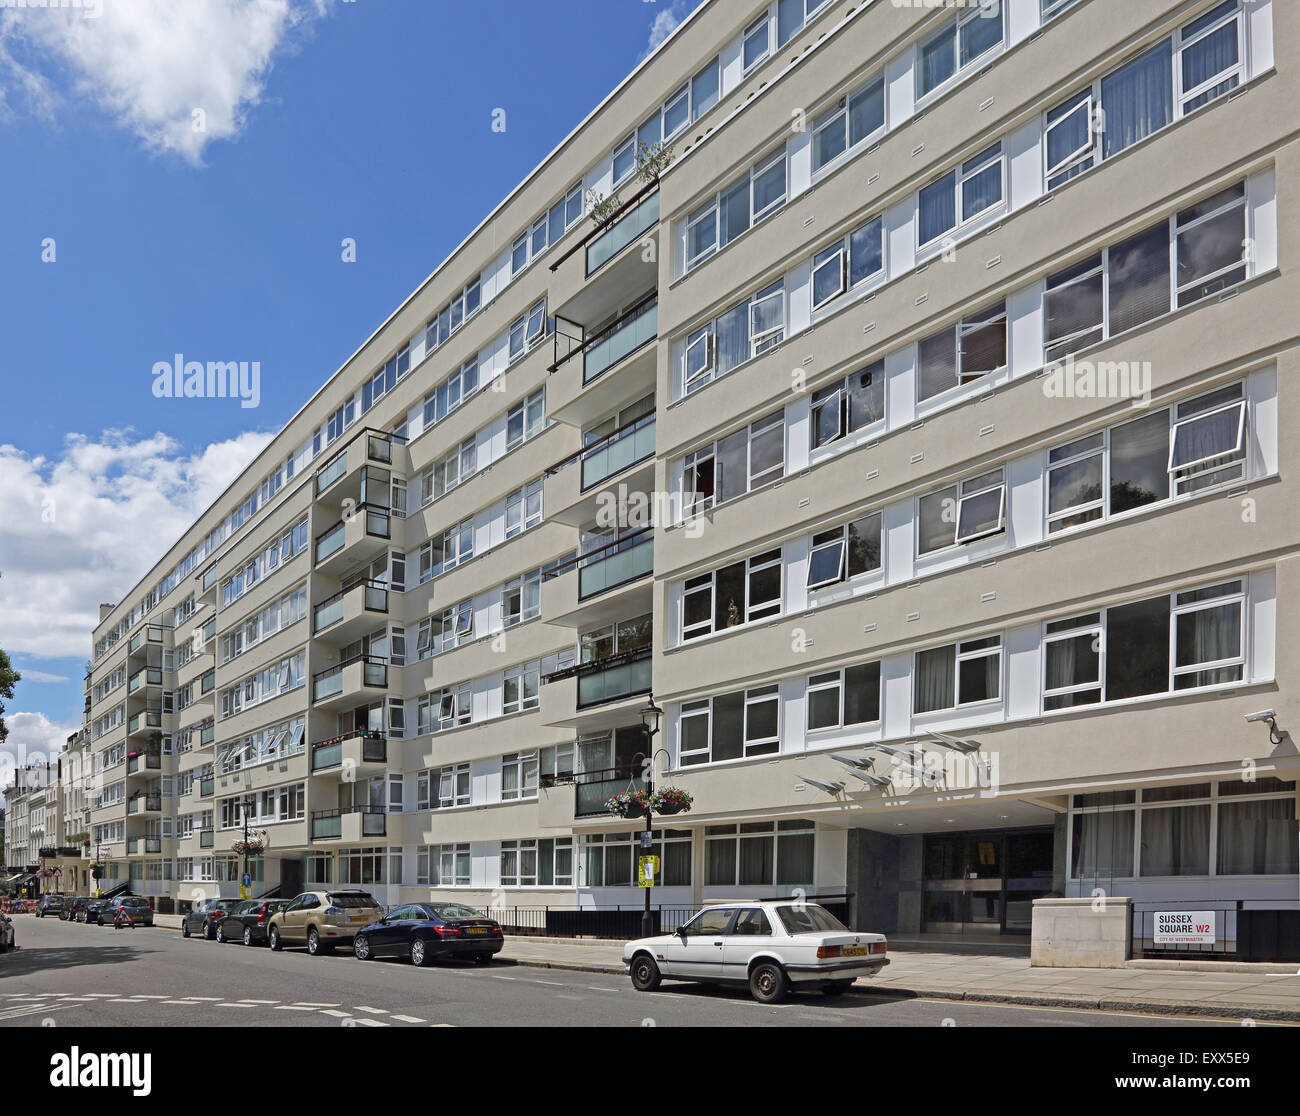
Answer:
[0,648,19,745]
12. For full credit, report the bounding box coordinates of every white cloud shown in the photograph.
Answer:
[0,711,79,773]
[644,0,693,58]
[12,669,69,684]
[0,0,329,164]
[0,427,274,663]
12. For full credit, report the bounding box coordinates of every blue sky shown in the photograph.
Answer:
[0,0,703,765]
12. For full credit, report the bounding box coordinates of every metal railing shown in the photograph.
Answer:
[311,729,387,771]
[571,765,645,818]
[311,654,388,702]
[315,504,391,563]
[481,905,696,938]
[547,179,659,276]
[310,805,387,840]
[1131,901,1241,959]
[544,646,653,709]
[313,579,389,633]
[549,293,658,383]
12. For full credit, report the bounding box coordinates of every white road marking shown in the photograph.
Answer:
[585,986,618,993]
[355,1018,387,1027]
[354,1006,388,1014]
[238,999,279,1004]
[533,980,564,986]
[161,1000,202,1006]
[216,1002,260,1008]
[274,1005,319,1012]
[291,1002,339,1007]
[321,1009,352,1018]
[391,1015,425,1024]
[490,975,517,981]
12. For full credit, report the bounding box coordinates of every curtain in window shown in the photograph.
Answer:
[919,176,956,245]
[706,838,736,886]
[1108,224,1171,334]
[1181,17,1238,101]
[715,304,750,376]
[1140,804,1210,875]
[1175,601,1241,687]
[776,832,815,885]
[738,834,774,886]
[1100,42,1172,159]
[914,645,956,713]
[917,330,957,401]
[919,28,955,94]
[1217,800,1298,875]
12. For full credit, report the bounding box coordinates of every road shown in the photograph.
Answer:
[0,915,1247,1027]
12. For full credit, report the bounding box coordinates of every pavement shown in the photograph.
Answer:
[141,913,1300,1022]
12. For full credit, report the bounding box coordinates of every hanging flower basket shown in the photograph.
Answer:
[606,789,650,819]
[651,787,694,816]
[231,839,266,857]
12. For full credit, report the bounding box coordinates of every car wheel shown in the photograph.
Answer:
[269,927,282,952]
[307,928,322,956]
[181,922,191,938]
[354,934,372,961]
[215,924,225,943]
[243,927,254,947]
[630,954,662,992]
[748,961,788,1005]
[410,937,429,967]
[822,980,854,997]
[203,922,215,941]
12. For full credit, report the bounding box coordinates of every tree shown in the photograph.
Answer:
[0,648,18,746]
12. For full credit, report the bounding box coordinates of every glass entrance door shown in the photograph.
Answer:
[922,829,1053,934]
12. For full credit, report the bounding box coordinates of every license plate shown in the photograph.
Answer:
[842,945,867,957]
[466,927,488,935]
[351,915,369,923]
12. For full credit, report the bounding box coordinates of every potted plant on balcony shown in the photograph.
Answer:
[650,787,693,817]
[606,788,650,819]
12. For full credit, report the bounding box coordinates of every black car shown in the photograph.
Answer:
[181,896,243,940]
[352,902,503,967]
[34,895,67,918]
[78,899,110,924]
[216,899,289,946]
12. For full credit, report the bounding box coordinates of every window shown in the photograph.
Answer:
[581,831,686,887]
[917,301,1006,401]
[501,752,539,800]
[919,143,1004,247]
[418,764,470,810]
[705,820,814,887]
[685,148,788,271]
[1043,613,1103,710]
[1043,5,1243,190]
[682,549,782,641]
[743,14,769,71]
[418,843,470,887]
[810,361,884,450]
[1174,183,1248,307]
[422,359,480,430]
[917,5,1003,97]
[913,636,1002,714]
[1043,254,1104,361]
[502,664,541,715]
[806,512,882,589]
[1169,384,1247,494]
[682,408,784,516]
[424,279,482,353]
[679,685,781,766]
[505,478,544,538]
[812,75,885,172]
[581,614,652,664]
[918,468,1006,556]
[502,568,543,627]
[692,58,720,120]
[811,216,884,309]
[506,390,546,451]
[509,301,551,362]
[682,280,786,393]
[418,684,471,734]
[778,0,830,46]
[806,662,881,731]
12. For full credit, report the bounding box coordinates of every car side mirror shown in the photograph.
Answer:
[677,927,688,942]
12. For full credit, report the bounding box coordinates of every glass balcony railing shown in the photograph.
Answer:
[576,648,653,708]
[199,829,214,848]
[200,777,214,798]
[574,767,643,818]
[583,298,657,384]
[315,522,346,562]
[312,655,388,702]
[586,189,660,276]
[316,452,348,494]
[581,415,655,490]
[314,580,389,634]
[578,529,654,600]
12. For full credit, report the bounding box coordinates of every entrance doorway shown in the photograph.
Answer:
[922,828,1054,935]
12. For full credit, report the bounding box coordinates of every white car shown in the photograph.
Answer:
[622,900,888,1003]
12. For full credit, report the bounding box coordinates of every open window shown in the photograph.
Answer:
[810,386,845,448]
[1044,89,1095,186]
[685,329,715,388]
[955,469,1006,543]
[749,286,785,354]
[811,245,847,310]
[1168,393,1246,494]
[806,533,847,590]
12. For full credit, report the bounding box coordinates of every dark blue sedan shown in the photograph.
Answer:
[352,902,504,966]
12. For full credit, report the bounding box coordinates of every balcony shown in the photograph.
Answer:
[310,729,387,776]
[127,708,163,737]
[314,504,398,577]
[543,528,655,630]
[126,837,164,856]
[125,794,162,816]
[315,429,409,506]
[128,625,168,657]
[310,806,387,843]
[572,766,644,819]
[548,300,658,429]
[311,654,388,710]
[200,776,214,798]
[541,648,652,729]
[126,751,162,775]
[544,413,656,527]
[313,579,390,645]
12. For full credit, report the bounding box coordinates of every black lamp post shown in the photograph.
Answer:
[639,699,663,939]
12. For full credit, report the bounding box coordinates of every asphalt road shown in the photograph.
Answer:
[0,915,1246,1028]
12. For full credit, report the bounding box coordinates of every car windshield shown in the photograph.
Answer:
[123,898,148,907]
[427,903,483,921]
[327,894,375,908]
[775,904,847,935]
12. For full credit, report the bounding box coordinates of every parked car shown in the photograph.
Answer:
[99,896,154,927]
[268,890,382,956]
[0,912,14,953]
[78,899,109,924]
[217,899,289,946]
[622,901,889,1004]
[352,902,503,967]
[35,894,67,918]
[181,897,242,940]
[66,897,95,922]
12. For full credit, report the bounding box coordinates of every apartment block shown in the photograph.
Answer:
[82,0,1299,958]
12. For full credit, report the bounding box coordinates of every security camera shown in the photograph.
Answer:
[1245,709,1276,723]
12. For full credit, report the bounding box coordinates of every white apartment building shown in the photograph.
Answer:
[82,0,1299,958]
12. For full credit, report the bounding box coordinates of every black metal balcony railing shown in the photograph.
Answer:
[313,579,389,633]
[548,179,660,277]
[548,292,658,382]
[543,526,654,600]
[572,765,645,819]
[315,504,391,563]
[546,412,656,490]
[310,805,387,840]
[311,729,387,771]
[312,654,388,702]
[544,646,653,709]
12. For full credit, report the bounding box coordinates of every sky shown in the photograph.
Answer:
[0,0,705,769]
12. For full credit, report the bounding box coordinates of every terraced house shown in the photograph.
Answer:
[83,0,1300,959]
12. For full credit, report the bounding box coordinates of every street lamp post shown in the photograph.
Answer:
[639,699,663,939]
[241,795,255,900]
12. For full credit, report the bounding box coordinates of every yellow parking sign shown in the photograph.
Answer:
[637,855,660,888]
